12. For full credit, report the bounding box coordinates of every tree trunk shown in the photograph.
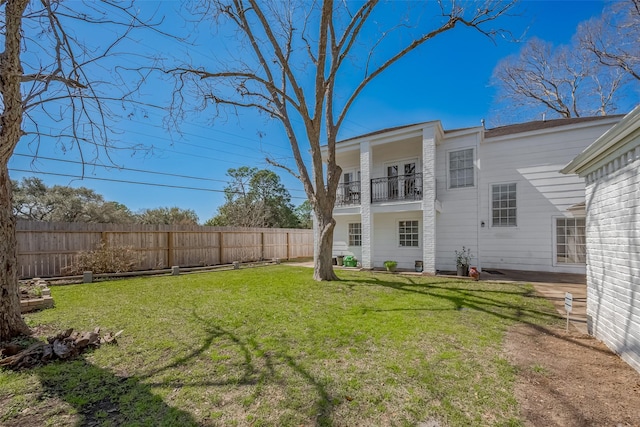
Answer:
[313,208,339,281]
[0,0,31,341]
[0,163,30,341]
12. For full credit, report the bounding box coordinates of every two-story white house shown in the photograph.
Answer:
[322,115,622,274]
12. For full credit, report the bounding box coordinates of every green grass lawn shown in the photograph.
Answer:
[0,266,559,426]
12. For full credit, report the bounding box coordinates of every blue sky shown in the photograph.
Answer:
[9,1,637,223]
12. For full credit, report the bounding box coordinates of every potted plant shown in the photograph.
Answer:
[383,260,398,272]
[454,246,472,276]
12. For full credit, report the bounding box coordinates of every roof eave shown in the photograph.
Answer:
[561,105,640,175]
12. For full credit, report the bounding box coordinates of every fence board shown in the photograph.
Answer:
[16,221,313,278]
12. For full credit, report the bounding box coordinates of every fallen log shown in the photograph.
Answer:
[0,328,122,370]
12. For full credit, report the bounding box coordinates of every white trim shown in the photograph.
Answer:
[446,146,476,190]
[382,157,420,172]
[489,182,518,228]
[348,222,362,247]
[397,218,421,248]
[551,215,586,267]
[562,106,640,175]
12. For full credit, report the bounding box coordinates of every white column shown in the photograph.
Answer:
[422,126,437,274]
[360,140,373,269]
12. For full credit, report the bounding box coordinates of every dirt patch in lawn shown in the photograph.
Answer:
[505,323,640,427]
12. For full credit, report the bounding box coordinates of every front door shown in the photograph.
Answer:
[403,162,416,198]
[386,160,417,200]
[386,165,399,199]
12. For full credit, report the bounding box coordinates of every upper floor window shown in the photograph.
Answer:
[449,148,474,188]
[399,220,419,247]
[492,183,517,227]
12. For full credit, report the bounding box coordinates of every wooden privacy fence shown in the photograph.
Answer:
[16,221,314,279]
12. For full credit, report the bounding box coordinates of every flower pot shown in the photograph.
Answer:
[415,260,423,272]
[457,265,469,276]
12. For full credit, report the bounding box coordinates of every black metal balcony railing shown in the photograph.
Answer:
[371,173,423,203]
[336,181,361,206]
[334,173,424,207]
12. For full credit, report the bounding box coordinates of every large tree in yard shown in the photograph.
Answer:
[0,1,159,340]
[168,0,515,281]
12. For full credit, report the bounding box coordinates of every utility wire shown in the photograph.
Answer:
[8,168,309,200]
[12,153,308,194]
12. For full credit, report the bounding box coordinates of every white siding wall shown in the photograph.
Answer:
[435,131,480,271]
[370,137,422,179]
[372,211,422,270]
[477,123,616,273]
[584,145,640,372]
[332,214,363,261]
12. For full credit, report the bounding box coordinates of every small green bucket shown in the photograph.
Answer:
[343,255,357,267]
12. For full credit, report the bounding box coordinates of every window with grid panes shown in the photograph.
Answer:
[348,223,362,246]
[449,148,474,188]
[398,220,419,247]
[492,183,517,226]
[556,218,586,263]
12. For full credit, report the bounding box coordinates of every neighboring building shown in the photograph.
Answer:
[321,115,622,274]
[561,105,640,373]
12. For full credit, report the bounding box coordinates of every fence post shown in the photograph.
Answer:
[286,232,290,260]
[167,231,174,268]
[261,232,264,261]
[219,231,224,265]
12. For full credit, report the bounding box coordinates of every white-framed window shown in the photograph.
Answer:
[449,148,474,189]
[556,217,586,264]
[398,220,419,247]
[348,223,362,247]
[492,183,517,227]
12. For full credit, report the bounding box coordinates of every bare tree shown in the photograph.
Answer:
[492,37,625,121]
[578,0,640,82]
[166,0,515,281]
[491,1,639,124]
[0,1,160,340]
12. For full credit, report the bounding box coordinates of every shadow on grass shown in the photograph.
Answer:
[36,358,199,427]
[137,312,335,426]
[343,274,614,355]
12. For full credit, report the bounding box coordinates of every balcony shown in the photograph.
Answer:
[336,180,361,207]
[371,173,422,203]
[334,173,425,207]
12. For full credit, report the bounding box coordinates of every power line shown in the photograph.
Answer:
[12,152,308,194]
[8,168,309,201]
[13,153,226,184]
[9,168,227,193]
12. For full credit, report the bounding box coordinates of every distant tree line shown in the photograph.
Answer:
[12,172,311,228]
